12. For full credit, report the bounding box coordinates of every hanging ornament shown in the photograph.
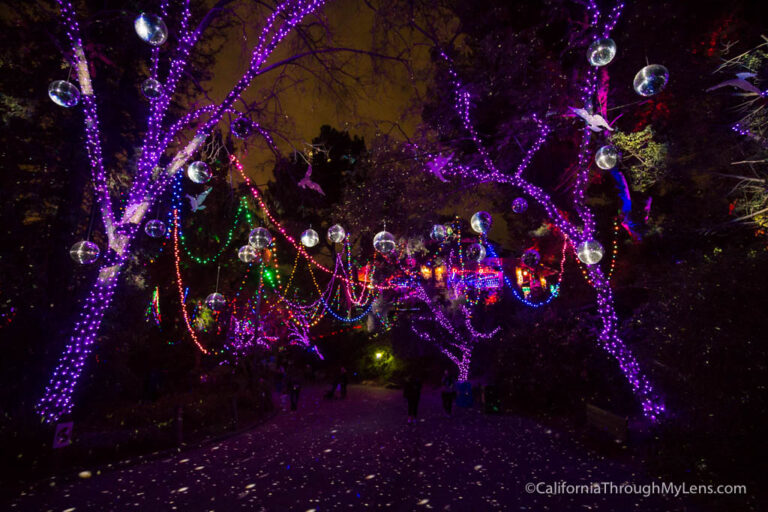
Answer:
[231,117,252,139]
[511,197,528,214]
[249,227,272,249]
[327,224,346,244]
[134,13,168,46]
[470,211,492,234]
[48,80,80,108]
[587,38,617,67]
[238,245,258,263]
[430,224,447,241]
[144,219,166,238]
[595,145,619,170]
[141,78,163,99]
[633,64,669,97]
[186,161,211,184]
[301,228,319,248]
[205,292,226,310]
[69,241,100,264]
[467,243,486,262]
[577,240,605,265]
[373,231,396,254]
[522,248,541,267]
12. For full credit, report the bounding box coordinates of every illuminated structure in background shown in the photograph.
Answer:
[414,0,664,419]
[37,0,330,424]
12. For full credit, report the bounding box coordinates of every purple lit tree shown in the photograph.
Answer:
[404,0,665,419]
[408,285,500,381]
[36,0,393,423]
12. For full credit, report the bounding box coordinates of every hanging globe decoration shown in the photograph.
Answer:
[144,219,166,238]
[466,243,486,262]
[301,228,319,248]
[521,248,541,267]
[134,13,168,46]
[633,64,669,97]
[595,145,619,170]
[576,239,605,265]
[205,292,226,310]
[186,161,211,184]
[141,78,163,99]
[373,231,396,254]
[48,80,80,108]
[587,38,617,67]
[69,240,100,264]
[430,224,447,241]
[470,211,492,234]
[248,227,272,249]
[238,245,258,263]
[231,117,252,139]
[327,224,346,244]
[511,197,528,214]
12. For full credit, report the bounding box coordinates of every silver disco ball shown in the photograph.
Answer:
[141,78,163,99]
[587,38,617,67]
[467,243,486,262]
[373,231,396,254]
[249,227,272,249]
[134,13,168,46]
[301,228,319,248]
[577,239,605,265]
[70,240,100,264]
[48,80,80,108]
[470,211,492,234]
[327,224,346,244]
[238,245,258,263]
[633,64,669,97]
[144,219,166,238]
[205,292,226,310]
[595,145,619,170]
[186,161,211,184]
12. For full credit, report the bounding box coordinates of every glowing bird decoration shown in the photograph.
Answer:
[185,187,212,212]
[568,107,614,133]
[298,165,325,195]
[426,153,453,183]
[706,72,762,95]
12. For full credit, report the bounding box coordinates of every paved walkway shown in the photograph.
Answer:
[10,385,698,511]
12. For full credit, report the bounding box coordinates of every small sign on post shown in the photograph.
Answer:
[53,421,74,449]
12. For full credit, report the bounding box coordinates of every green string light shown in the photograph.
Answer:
[178,197,254,265]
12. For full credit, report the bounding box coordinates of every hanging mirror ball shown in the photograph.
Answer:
[327,224,346,244]
[238,245,258,263]
[141,78,163,99]
[373,231,396,254]
[511,197,528,214]
[470,211,492,234]
[522,248,541,267]
[144,219,166,238]
[249,227,272,249]
[633,64,669,97]
[467,243,486,262]
[69,240,100,264]
[186,161,211,184]
[430,224,447,241]
[587,38,617,67]
[301,228,319,248]
[231,118,252,139]
[205,292,226,310]
[134,13,168,46]
[48,80,80,108]
[576,239,605,265]
[595,145,619,170]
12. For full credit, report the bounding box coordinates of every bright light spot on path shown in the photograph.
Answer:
[176,487,189,493]
[365,474,375,480]
[424,443,433,447]
[417,498,429,505]
[78,471,91,479]
[375,352,383,359]
[246,483,256,489]
[63,508,76,512]
[305,509,317,512]
[474,465,483,470]
[179,459,189,463]
[194,466,204,470]
[323,449,332,453]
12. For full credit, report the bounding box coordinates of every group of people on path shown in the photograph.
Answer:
[404,369,457,423]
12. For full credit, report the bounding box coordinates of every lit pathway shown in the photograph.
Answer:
[11,385,697,511]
